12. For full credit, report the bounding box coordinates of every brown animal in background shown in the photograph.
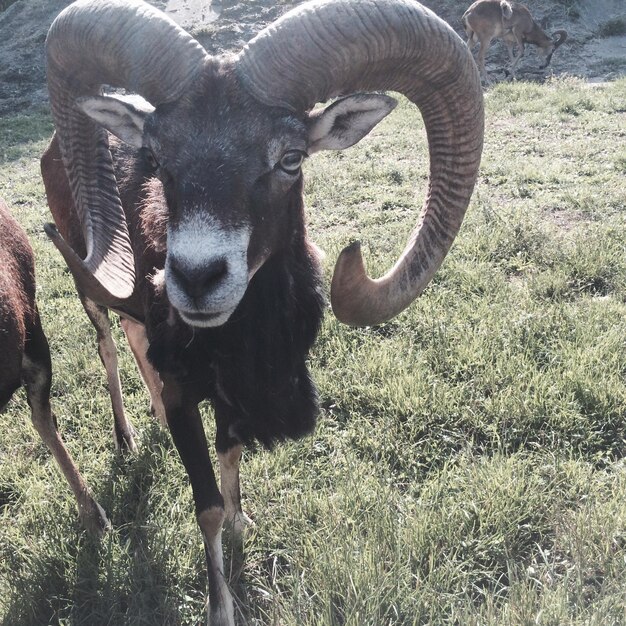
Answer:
[463,0,568,80]
[0,197,108,535]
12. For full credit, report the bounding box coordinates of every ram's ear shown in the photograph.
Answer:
[77,94,154,148]
[306,93,397,154]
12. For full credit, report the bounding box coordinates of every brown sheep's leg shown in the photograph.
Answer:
[509,31,525,78]
[81,296,137,452]
[162,375,235,626]
[504,41,516,65]
[476,36,493,82]
[217,444,252,543]
[215,404,254,544]
[22,308,109,536]
[119,317,166,426]
[217,444,253,589]
[215,403,254,582]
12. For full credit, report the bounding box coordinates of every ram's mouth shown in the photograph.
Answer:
[177,307,234,328]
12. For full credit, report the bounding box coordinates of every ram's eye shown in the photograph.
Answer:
[278,150,305,174]
[141,148,160,173]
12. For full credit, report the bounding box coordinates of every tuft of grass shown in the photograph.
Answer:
[598,16,626,38]
[0,0,18,12]
[550,0,581,18]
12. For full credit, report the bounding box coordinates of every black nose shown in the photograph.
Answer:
[169,255,228,299]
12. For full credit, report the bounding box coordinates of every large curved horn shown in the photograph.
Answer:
[552,29,568,49]
[541,29,567,68]
[46,0,210,301]
[235,0,484,326]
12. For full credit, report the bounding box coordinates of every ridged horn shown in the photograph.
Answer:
[45,0,210,301]
[235,0,484,326]
[552,30,568,49]
[542,29,567,69]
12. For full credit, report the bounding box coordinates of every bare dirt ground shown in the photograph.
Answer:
[0,0,624,118]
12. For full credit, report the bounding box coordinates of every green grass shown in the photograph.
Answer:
[1,76,626,625]
[598,17,626,38]
[0,0,19,12]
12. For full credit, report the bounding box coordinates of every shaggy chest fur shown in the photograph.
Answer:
[146,246,325,448]
[114,143,326,448]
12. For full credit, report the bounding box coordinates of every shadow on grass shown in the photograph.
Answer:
[1,422,210,626]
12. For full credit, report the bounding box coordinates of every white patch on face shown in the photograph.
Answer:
[165,213,251,328]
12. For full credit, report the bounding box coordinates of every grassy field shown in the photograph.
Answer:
[0,76,625,625]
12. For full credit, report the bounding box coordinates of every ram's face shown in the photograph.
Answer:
[136,87,307,328]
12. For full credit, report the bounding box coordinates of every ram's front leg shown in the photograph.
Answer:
[161,376,235,626]
[215,409,255,587]
[215,403,254,546]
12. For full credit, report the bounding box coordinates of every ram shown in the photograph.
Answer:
[0,197,108,536]
[463,0,567,81]
[41,0,484,623]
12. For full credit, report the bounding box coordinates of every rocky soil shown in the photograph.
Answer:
[0,0,624,117]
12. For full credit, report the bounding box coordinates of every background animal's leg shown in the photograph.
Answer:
[81,296,137,452]
[119,317,166,426]
[22,308,109,536]
[509,32,525,77]
[162,376,235,626]
[476,36,493,81]
[505,41,516,65]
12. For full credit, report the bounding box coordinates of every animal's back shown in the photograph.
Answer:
[463,0,514,23]
[0,200,36,407]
